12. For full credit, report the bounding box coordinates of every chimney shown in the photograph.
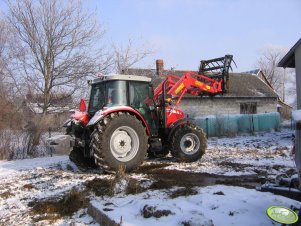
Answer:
[156,59,164,77]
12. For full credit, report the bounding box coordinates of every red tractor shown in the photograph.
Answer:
[62,55,234,171]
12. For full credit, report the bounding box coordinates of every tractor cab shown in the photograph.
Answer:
[88,75,155,129]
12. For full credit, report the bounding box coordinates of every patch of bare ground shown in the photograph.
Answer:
[141,205,174,218]
[125,178,147,195]
[0,191,14,199]
[271,164,287,171]
[85,168,146,197]
[29,189,88,222]
[143,168,264,189]
[168,187,198,199]
[85,178,115,197]
[217,161,254,171]
[23,183,36,190]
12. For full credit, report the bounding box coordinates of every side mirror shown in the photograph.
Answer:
[79,98,87,112]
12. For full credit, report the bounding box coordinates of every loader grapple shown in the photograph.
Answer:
[199,54,235,93]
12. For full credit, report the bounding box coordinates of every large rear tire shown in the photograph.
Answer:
[91,112,148,171]
[170,122,207,162]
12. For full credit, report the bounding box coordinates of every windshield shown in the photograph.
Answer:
[106,80,127,107]
[88,80,127,114]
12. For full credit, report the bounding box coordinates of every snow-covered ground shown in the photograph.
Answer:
[91,185,300,226]
[165,129,295,177]
[0,129,300,225]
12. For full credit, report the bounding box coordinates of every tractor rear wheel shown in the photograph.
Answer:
[69,147,97,170]
[170,123,207,162]
[91,112,148,171]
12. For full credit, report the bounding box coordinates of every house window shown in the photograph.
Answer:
[240,102,257,114]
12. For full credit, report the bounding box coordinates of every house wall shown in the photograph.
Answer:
[294,44,301,187]
[179,97,278,117]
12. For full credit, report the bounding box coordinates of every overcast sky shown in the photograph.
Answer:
[1,0,300,72]
[89,0,301,72]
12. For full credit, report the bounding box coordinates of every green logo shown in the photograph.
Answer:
[267,206,299,224]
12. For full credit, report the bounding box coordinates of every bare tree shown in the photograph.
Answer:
[0,14,22,129]
[112,39,154,73]
[6,0,112,114]
[256,46,295,102]
[0,13,16,90]
[2,0,113,152]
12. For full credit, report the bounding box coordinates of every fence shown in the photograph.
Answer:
[195,112,281,137]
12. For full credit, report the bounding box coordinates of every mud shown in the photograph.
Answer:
[135,167,265,189]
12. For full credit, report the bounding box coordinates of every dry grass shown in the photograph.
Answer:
[86,166,146,196]
[125,178,146,195]
[0,191,14,199]
[23,184,36,190]
[30,189,88,222]
[85,178,115,197]
[150,179,179,190]
[141,205,174,218]
[168,187,198,199]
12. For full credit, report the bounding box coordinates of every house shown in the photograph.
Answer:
[278,38,301,186]
[124,59,279,118]
[25,93,74,114]
[24,92,75,128]
[243,69,293,119]
[278,38,301,108]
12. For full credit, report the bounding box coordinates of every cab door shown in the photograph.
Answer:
[129,81,156,132]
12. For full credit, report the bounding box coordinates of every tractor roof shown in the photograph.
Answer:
[92,74,151,84]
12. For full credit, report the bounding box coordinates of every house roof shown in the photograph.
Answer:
[226,73,277,98]
[278,38,301,68]
[124,68,188,78]
[26,93,73,106]
[124,68,278,98]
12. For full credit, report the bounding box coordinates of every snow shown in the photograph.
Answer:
[0,156,96,225]
[292,110,301,122]
[164,129,295,177]
[91,185,300,226]
[0,129,300,225]
[0,155,69,177]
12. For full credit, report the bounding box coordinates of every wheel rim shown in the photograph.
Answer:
[180,133,200,155]
[110,126,140,162]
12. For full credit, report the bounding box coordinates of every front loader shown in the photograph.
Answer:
[48,55,234,172]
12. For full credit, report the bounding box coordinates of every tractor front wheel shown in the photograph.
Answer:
[170,123,207,162]
[91,112,148,171]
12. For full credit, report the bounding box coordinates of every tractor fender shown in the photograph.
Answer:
[86,106,150,135]
[167,118,194,142]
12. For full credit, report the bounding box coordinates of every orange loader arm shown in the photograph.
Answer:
[153,71,224,106]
